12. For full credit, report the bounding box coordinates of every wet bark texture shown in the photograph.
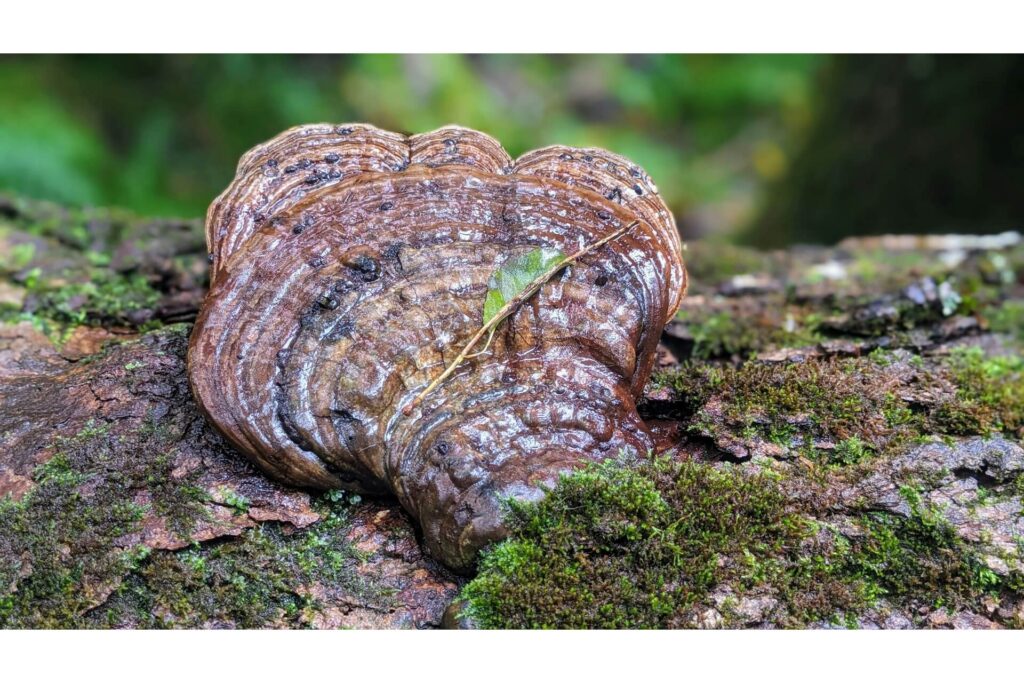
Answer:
[2,191,1023,628]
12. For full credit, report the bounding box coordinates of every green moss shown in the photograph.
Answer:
[932,348,1024,436]
[27,269,160,326]
[846,249,946,287]
[656,346,1023,465]
[460,457,862,628]
[986,299,1024,344]
[88,496,392,629]
[676,308,821,360]
[826,436,873,467]
[0,194,139,253]
[680,311,762,359]
[216,486,250,514]
[651,362,723,416]
[840,489,999,608]
[0,241,36,272]
[0,436,150,627]
[654,359,902,451]
[1013,473,1024,500]
[0,412,205,627]
[0,266,162,342]
[683,358,921,456]
[459,456,1014,629]
[0,405,394,628]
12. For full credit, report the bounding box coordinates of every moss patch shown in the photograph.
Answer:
[0,421,157,627]
[675,308,821,359]
[986,299,1024,343]
[87,496,392,629]
[459,458,1010,628]
[460,457,864,628]
[933,348,1024,437]
[840,487,1004,610]
[657,357,918,461]
[25,270,161,326]
[654,346,1023,463]
[0,325,417,628]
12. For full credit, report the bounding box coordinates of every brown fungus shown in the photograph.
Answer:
[188,124,686,571]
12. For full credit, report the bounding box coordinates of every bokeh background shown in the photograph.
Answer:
[0,54,1020,246]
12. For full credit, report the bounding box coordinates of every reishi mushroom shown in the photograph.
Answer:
[188,124,686,571]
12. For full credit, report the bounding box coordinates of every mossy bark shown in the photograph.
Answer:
[2,192,1023,628]
[465,233,1024,628]
[0,194,459,628]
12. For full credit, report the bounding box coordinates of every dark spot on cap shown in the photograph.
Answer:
[597,210,611,221]
[594,274,609,287]
[559,152,573,161]
[317,294,339,310]
[349,254,380,282]
[337,126,353,135]
[379,201,394,212]
[583,154,594,162]
[443,138,457,149]
[266,159,278,168]
[292,225,305,235]
[284,165,298,174]
[299,159,313,169]
[435,441,450,455]
[606,188,622,202]
[207,253,215,263]
[633,184,644,196]
[630,167,642,178]
[325,153,340,163]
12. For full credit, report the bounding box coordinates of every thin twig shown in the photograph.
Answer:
[402,220,639,416]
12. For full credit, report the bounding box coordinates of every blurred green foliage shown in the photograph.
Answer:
[1,55,1020,244]
[0,55,821,233]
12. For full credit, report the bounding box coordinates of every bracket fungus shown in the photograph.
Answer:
[188,124,686,571]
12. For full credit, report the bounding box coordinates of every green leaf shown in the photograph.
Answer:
[483,247,567,324]
[403,221,638,415]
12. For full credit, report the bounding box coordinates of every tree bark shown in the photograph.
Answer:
[2,193,1022,628]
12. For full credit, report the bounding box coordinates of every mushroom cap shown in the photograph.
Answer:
[189,124,686,570]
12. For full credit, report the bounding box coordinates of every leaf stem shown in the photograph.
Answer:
[402,220,640,416]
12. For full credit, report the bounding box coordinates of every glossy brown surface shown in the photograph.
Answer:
[188,124,686,570]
